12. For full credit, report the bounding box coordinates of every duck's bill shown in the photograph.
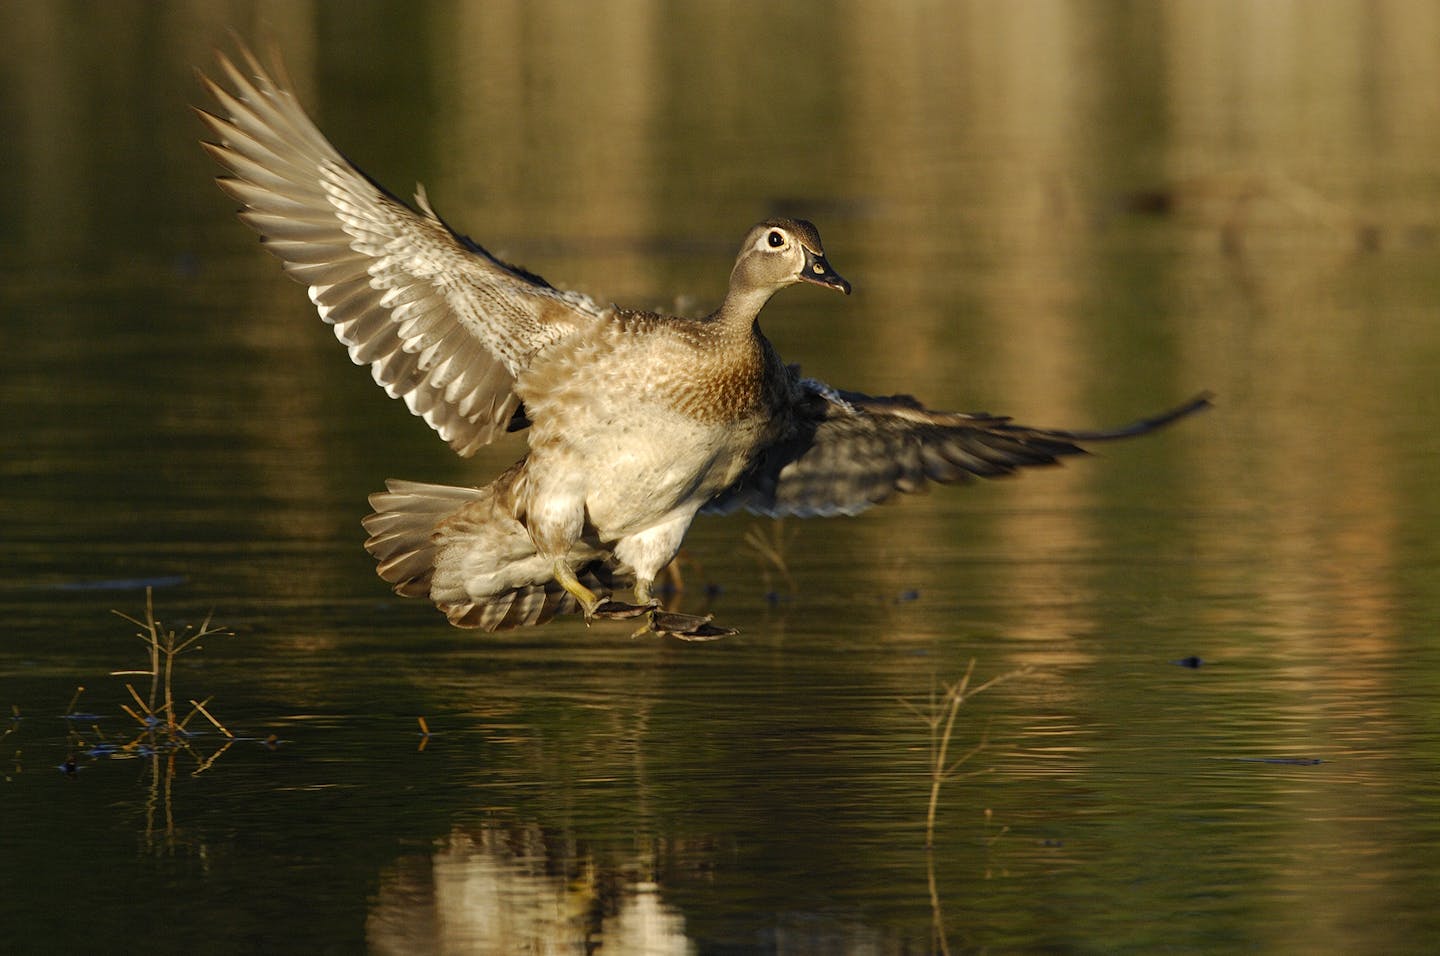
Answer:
[800,249,852,295]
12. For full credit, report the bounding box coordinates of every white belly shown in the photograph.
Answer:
[584,412,750,536]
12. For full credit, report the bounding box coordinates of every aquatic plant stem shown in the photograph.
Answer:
[905,660,1030,849]
[113,588,232,733]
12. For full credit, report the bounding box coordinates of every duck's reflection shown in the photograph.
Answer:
[368,825,692,955]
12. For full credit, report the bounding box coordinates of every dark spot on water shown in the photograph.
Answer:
[172,252,201,279]
[1172,656,1204,668]
[894,590,920,604]
[1118,187,1175,217]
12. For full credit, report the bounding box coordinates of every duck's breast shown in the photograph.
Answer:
[516,321,776,537]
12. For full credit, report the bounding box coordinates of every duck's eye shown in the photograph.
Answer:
[767,230,785,248]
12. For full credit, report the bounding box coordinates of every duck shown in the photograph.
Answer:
[197,43,1210,639]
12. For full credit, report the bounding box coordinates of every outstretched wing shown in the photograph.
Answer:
[705,383,1211,518]
[196,43,607,456]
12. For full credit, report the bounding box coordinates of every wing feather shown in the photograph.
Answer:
[197,42,609,457]
[705,384,1211,518]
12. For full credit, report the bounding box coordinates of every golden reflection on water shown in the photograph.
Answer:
[369,827,691,956]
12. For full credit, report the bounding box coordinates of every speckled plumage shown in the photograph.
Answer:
[198,42,1210,635]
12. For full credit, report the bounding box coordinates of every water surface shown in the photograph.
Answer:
[4,2,1440,953]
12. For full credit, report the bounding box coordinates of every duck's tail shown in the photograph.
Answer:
[363,480,478,599]
[362,479,606,631]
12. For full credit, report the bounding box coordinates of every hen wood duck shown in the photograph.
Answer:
[198,43,1210,639]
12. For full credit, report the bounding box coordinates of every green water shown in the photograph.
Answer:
[4,2,1440,953]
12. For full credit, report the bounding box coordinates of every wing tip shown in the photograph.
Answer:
[1065,391,1214,442]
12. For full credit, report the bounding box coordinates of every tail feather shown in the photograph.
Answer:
[447,582,580,630]
[363,479,482,599]
[376,549,437,598]
[362,478,615,631]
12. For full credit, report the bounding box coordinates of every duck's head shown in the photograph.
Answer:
[730,218,851,298]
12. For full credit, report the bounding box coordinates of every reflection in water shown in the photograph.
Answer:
[369,826,691,956]
[135,746,230,856]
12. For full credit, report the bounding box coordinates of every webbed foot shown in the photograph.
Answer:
[591,599,659,621]
[553,561,658,625]
[636,610,738,641]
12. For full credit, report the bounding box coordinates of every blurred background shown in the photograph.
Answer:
[2,1,1438,953]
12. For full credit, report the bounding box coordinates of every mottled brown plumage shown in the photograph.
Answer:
[197,42,1209,637]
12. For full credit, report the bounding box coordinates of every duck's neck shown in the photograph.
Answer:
[712,284,776,338]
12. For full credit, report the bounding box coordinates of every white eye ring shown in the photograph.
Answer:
[766,230,786,249]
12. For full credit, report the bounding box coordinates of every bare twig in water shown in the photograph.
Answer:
[743,520,797,595]
[104,589,240,781]
[903,660,1030,955]
[112,587,233,734]
[900,660,1031,849]
[121,683,157,727]
[188,698,233,739]
[660,555,686,595]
